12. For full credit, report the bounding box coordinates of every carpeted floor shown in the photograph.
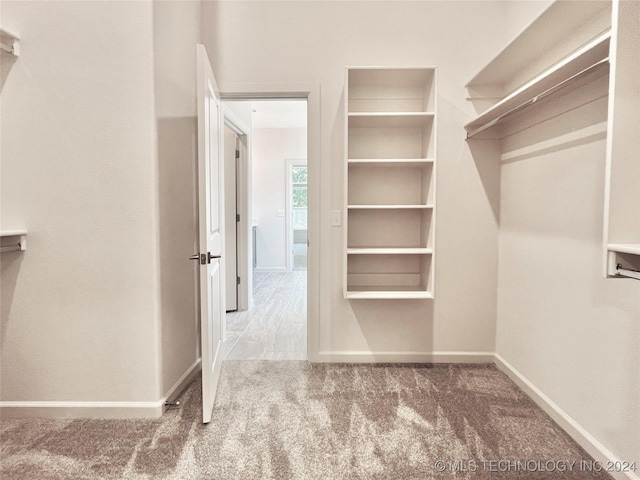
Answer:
[1,362,613,479]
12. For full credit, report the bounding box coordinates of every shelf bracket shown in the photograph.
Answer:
[616,264,640,281]
[0,29,20,57]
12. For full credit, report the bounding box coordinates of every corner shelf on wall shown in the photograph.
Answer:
[1,230,27,253]
[463,0,612,139]
[344,67,437,299]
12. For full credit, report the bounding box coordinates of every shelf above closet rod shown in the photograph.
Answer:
[464,31,610,139]
[0,29,20,57]
[0,230,27,252]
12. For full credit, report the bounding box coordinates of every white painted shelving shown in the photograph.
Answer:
[1,230,27,253]
[344,67,437,299]
[462,0,638,280]
[463,0,611,139]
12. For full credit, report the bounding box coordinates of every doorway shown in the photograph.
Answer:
[222,99,308,361]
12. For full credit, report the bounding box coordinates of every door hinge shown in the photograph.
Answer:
[236,214,240,222]
[235,149,240,159]
[237,277,241,285]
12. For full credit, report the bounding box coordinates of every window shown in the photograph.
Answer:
[292,166,307,230]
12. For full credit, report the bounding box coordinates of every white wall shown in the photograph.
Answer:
[152,0,202,399]
[252,128,306,270]
[202,0,523,358]
[495,30,640,472]
[1,1,159,404]
[0,0,203,414]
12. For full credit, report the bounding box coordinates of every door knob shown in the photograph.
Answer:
[189,254,200,261]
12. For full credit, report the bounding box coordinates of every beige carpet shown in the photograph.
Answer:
[1,362,613,479]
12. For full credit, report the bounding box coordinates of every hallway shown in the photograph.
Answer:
[223,271,307,360]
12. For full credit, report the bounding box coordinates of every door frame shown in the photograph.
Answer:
[220,83,320,362]
[223,106,251,313]
[285,158,308,272]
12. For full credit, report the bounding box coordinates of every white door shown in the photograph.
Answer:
[196,44,225,424]
[224,126,238,311]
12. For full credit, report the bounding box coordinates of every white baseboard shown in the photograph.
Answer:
[0,359,202,419]
[315,350,495,364]
[494,353,639,480]
[162,358,201,406]
[0,399,165,419]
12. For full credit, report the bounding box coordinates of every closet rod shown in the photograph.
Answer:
[616,264,640,281]
[0,243,22,253]
[0,42,17,55]
[466,57,609,139]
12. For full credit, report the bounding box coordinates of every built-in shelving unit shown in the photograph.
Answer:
[463,0,638,281]
[464,0,611,139]
[1,230,27,253]
[344,67,437,299]
[603,0,640,280]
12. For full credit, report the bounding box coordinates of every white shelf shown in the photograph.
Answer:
[348,205,433,210]
[345,289,433,300]
[608,244,640,256]
[466,1,611,99]
[348,159,433,168]
[349,112,434,128]
[0,29,20,57]
[1,230,27,252]
[1,230,27,237]
[347,248,432,255]
[464,31,611,138]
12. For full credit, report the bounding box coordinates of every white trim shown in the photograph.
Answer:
[0,400,164,419]
[315,351,495,364]
[162,358,201,405]
[222,105,252,312]
[495,353,639,480]
[220,82,321,364]
[0,359,202,419]
[223,105,249,136]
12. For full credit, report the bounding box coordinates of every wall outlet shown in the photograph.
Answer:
[330,210,342,226]
[277,209,285,217]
